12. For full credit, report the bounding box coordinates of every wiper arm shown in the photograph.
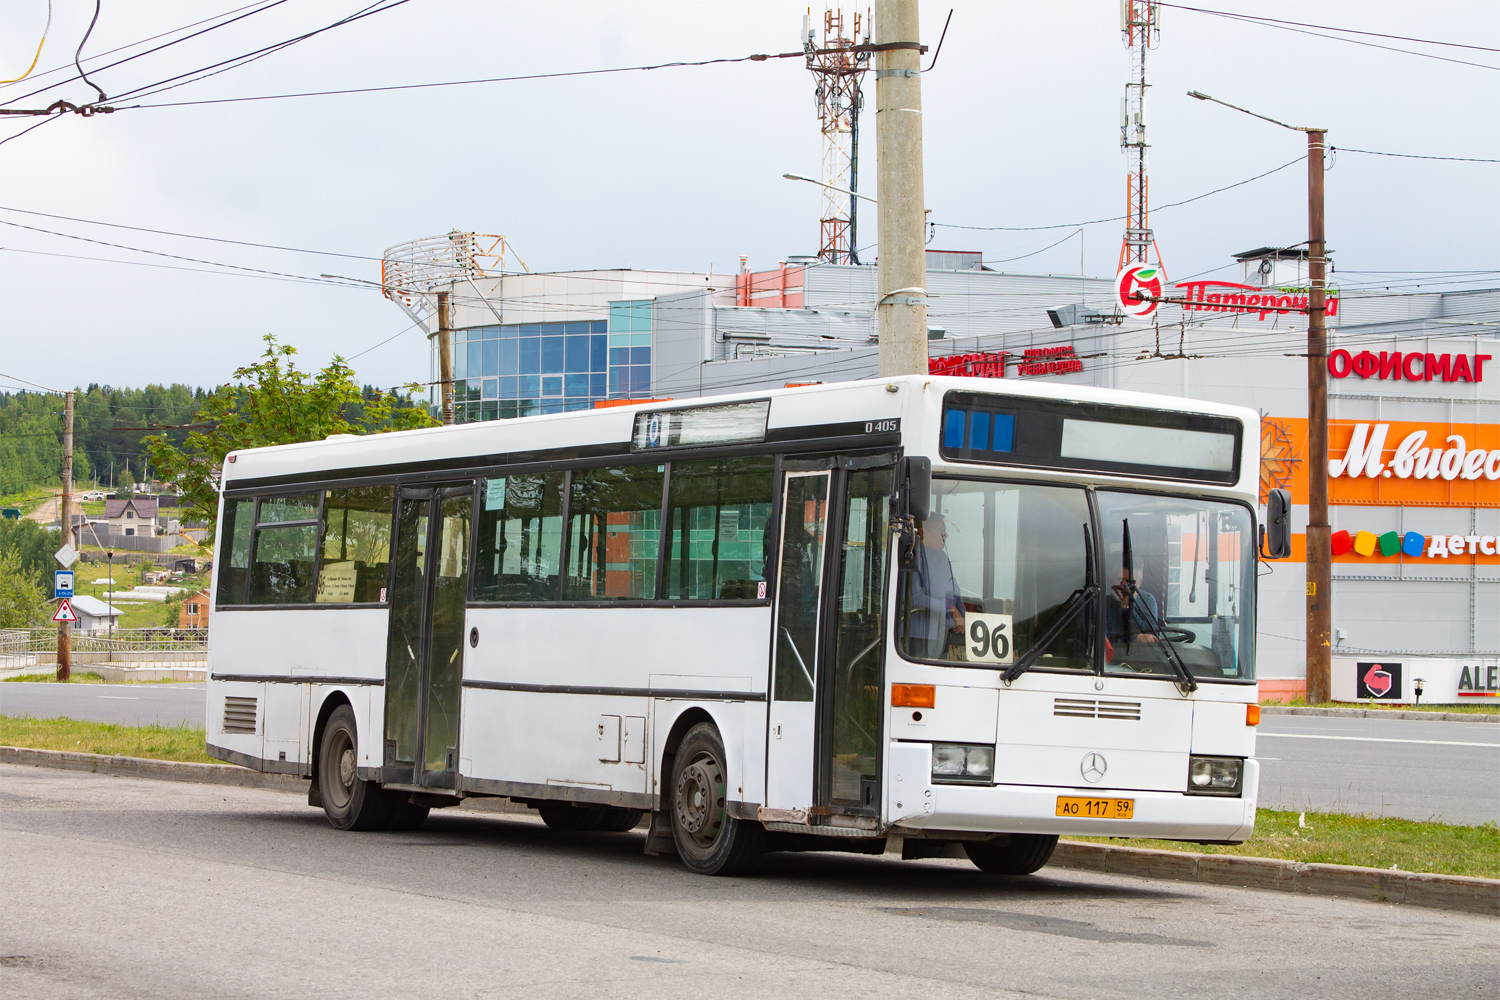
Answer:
[1002,523,1097,685]
[1001,584,1097,684]
[1131,600,1199,695]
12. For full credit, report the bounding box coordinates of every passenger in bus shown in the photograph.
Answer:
[906,514,965,660]
[1107,565,1160,652]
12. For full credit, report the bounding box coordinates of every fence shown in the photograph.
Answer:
[0,627,207,670]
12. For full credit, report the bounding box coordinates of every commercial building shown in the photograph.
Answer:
[425,250,1498,702]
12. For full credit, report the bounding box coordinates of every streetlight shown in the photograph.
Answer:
[1189,89,1332,704]
[781,173,879,204]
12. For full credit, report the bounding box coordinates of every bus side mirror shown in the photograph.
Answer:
[1263,488,1292,559]
[898,456,931,523]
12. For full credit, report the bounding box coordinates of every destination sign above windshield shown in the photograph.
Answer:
[940,391,1243,486]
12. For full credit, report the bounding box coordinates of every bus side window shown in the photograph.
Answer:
[564,465,664,601]
[663,456,774,601]
[474,472,565,601]
[217,497,255,605]
[317,486,394,603]
[250,494,321,605]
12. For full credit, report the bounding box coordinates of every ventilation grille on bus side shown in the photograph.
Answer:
[1054,697,1142,721]
[223,696,258,734]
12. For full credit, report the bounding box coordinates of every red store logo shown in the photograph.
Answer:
[1328,349,1490,383]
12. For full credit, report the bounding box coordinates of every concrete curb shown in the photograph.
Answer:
[6,746,1494,915]
[0,745,303,791]
[1262,706,1498,724]
[1052,841,1499,917]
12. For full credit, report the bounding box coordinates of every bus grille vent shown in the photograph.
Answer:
[1054,697,1141,721]
[223,696,258,734]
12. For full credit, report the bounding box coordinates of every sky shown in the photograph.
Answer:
[1,0,1496,396]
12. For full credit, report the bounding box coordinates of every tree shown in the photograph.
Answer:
[0,517,58,591]
[146,335,437,534]
[114,464,136,498]
[0,549,51,628]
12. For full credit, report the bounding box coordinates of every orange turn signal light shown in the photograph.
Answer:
[1246,704,1261,726]
[892,684,936,709]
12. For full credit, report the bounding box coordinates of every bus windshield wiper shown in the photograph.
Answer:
[1002,525,1096,685]
[1128,598,1199,695]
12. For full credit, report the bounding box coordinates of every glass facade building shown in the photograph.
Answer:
[444,300,653,422]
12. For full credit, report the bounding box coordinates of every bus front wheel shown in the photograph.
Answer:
[964,833,1059,875]
[668,722,764,876]
[317,705,391,831]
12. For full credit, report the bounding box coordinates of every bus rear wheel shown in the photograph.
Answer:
[668,722,764,876]
[964,833,1059,875]
[317,705,391,831]
[537,803,643,833]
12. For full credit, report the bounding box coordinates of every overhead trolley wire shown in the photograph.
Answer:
[0,0,52,84]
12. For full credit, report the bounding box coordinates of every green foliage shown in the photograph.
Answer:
[146,334,436,532]
[0,517,57,590]
[114,465,136,498]
[0,549,52,628]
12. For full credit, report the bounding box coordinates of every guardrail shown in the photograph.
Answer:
[0,627,207,668]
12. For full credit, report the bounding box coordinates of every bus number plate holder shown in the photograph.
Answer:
[1056,796,1133,819]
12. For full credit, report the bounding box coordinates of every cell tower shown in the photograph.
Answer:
[803,7,870,265]
[1118,1,1165,273]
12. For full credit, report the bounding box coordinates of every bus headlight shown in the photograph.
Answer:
[1187,756,1243,796]
[931,743,995,784]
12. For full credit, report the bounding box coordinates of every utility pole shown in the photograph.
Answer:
[1304,129,1331,704]
[57,390,74,682]
[436,290,455,425]
[874,0,929,376]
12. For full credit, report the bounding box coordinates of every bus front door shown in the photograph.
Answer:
[383,483,473,789]
[766,464,893,825]
[765,471,831,815]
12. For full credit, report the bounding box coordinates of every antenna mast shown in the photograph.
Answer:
[1118,1,1165,273]
[804,7,871,264]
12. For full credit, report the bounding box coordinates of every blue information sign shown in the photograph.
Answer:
[54,570,74,600]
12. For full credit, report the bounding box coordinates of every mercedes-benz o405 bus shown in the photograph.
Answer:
[207,375,1278,875]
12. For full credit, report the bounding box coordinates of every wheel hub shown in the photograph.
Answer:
[339,747,356,788]
[674,753,725,847]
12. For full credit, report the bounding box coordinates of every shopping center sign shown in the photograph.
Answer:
[1174,280,1340,321]
[929,346,1085,378]
[1328,349,1490,383]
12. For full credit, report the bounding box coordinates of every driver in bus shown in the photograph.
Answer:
[1107,565,1160,651]
[907,514,965,659]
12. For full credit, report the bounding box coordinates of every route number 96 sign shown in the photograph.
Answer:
[965,612,1014,665]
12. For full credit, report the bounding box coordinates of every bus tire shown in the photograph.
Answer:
[384,795,431,832]
[669,722,764,876]
[963,833,1059,875]
[317,705,391,831]
[537,802,607,832]
[596,808,645,833]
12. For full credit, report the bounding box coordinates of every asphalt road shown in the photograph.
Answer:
[1256,714,1499,826]
[1,765,1493,1000]
[2,683,1496,824]
[0,683,206,727]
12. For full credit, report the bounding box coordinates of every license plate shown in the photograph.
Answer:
[1056,796,1134,819]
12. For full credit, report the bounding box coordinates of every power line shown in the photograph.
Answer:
[1332,146,1500,164]
[0,0,52,84]
[1155,3,1500,53]
[117,48,819,111]
[936,155,1306,232]
[1157,2,1500,72]
[1,0,288,108]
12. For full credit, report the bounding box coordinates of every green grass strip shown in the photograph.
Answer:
[0,715,213,764]
[1069,807,1499,880]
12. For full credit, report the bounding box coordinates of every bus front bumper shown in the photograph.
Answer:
[895,759,1260,843]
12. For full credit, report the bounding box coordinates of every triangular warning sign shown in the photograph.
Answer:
[52,598,79,623]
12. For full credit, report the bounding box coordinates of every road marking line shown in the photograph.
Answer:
[1258,733,1498,749]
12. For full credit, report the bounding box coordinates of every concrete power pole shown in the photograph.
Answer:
[57,390,74,682]
[874,0,928,377]
[1304,129,1331,704]
[436,290,455,425]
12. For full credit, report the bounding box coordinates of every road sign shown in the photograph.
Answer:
[54,543,79,568]
[54,570,74,599]
[52,598,79,623]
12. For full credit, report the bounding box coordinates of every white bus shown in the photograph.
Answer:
[207,375,1278,875]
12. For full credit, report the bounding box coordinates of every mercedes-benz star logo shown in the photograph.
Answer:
[1080,752,1107,783]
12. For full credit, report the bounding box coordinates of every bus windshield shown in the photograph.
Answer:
[1097,492,1255,683]
[895,481,1257,683]
[896,480,1093,673]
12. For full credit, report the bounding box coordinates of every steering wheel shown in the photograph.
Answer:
[1155,625,1197,644]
